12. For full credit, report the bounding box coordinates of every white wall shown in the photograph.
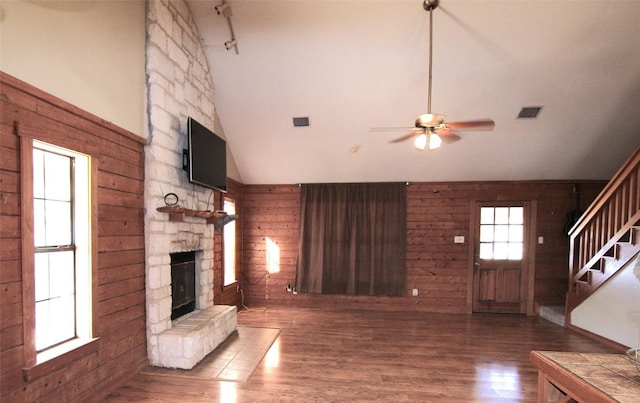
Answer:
[0,0,146,137]
[572,254,640,348]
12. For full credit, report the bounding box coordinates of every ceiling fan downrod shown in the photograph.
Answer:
[424,0,438,115]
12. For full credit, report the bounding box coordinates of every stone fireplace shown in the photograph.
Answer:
[143,0,237,370]
[144,212,237,369]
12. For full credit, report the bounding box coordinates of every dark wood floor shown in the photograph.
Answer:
[105,306,618,402]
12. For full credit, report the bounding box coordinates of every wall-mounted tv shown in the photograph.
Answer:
[187,117,227,193]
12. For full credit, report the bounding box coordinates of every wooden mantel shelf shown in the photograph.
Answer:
[156,206,228,225]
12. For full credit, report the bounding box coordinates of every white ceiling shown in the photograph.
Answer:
[187,0,640,185]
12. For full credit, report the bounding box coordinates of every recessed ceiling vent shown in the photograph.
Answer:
[293,117,310,127]
[517,106,542,119]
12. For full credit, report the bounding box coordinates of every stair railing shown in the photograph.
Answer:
[567,145,640,316]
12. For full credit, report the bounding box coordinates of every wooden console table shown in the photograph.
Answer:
[530,351,640,402]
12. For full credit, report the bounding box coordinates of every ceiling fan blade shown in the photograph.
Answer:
[389,131,421,143]
[445,119,495,131]
[370,126,416,132]
[435,128,461,143]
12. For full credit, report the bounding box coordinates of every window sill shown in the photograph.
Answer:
[23,337,100,382]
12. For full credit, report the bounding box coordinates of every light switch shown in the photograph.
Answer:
[538,236,544,244]
[412,288,419,297]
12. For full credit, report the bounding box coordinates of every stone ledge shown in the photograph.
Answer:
[156,305,237,369]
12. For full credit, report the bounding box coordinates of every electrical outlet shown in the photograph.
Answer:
[454,236,465,244]
[412,288,418,297]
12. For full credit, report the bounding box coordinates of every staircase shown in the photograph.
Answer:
[539,304,565,327]
[565,145,640,325]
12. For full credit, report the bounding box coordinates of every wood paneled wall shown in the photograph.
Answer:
[0,73,147,401]
[241,181,605,313]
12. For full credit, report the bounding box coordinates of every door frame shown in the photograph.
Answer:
[466,199,538,315]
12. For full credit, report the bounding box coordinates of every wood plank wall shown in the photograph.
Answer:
[0,73,147,401]
[241,181,605,313]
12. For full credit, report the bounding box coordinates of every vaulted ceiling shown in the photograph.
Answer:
[187,0,640,185]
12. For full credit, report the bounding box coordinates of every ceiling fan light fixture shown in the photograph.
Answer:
[414,133,428,150]
[429,133,442,150]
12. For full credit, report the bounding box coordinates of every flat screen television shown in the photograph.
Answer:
[187,117,227,193]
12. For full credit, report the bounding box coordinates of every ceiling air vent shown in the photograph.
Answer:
[293,117,310,127]
[517,106,542,119]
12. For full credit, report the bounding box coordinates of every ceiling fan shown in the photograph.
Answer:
[372,0,495,150]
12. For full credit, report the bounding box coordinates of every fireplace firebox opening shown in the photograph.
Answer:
[170,251,196,320]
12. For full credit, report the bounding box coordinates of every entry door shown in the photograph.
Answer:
[472,202,530,314]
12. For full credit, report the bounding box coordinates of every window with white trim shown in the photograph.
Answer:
[223,198,237,286]
[32,141,92,359]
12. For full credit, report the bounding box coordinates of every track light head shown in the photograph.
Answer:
[214,3,229,15]
[224,40,237,51]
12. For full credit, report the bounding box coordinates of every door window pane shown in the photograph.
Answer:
[509,207,523,224]
[509,243,523,260]
[479,225,494,242]
[509,225,524,242]
[494,242,509,259]
[479,206,524,261]
[495,207,510,224]
[494,225,509,242]
[479,243,493,259]
[480,207,494,224]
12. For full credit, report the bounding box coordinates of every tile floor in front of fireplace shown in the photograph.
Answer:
[143,326,281,382]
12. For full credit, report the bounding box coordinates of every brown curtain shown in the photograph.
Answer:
[295,183,406,296]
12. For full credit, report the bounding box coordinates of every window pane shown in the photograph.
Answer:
[35,253,50,302]
[35,300,50,351]
[494,225,509,242]
[479,225,494,242]
[509,207,523,224]
[33,149,45,199]
[479,243,493,259]
[50,251,75,297]
[508,243,523,260]
[480,207,494,224]
[44,152,71,201]
[495,207,509,224]
[509,225,523,242]
[45,200,72,245]
[50,295,75,343]
[34,200,46,247]
[494,242,509,259]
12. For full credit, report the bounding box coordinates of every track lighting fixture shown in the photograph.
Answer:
[214,3,231,18]
[215,1,239,54]
[224,40,237,51]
